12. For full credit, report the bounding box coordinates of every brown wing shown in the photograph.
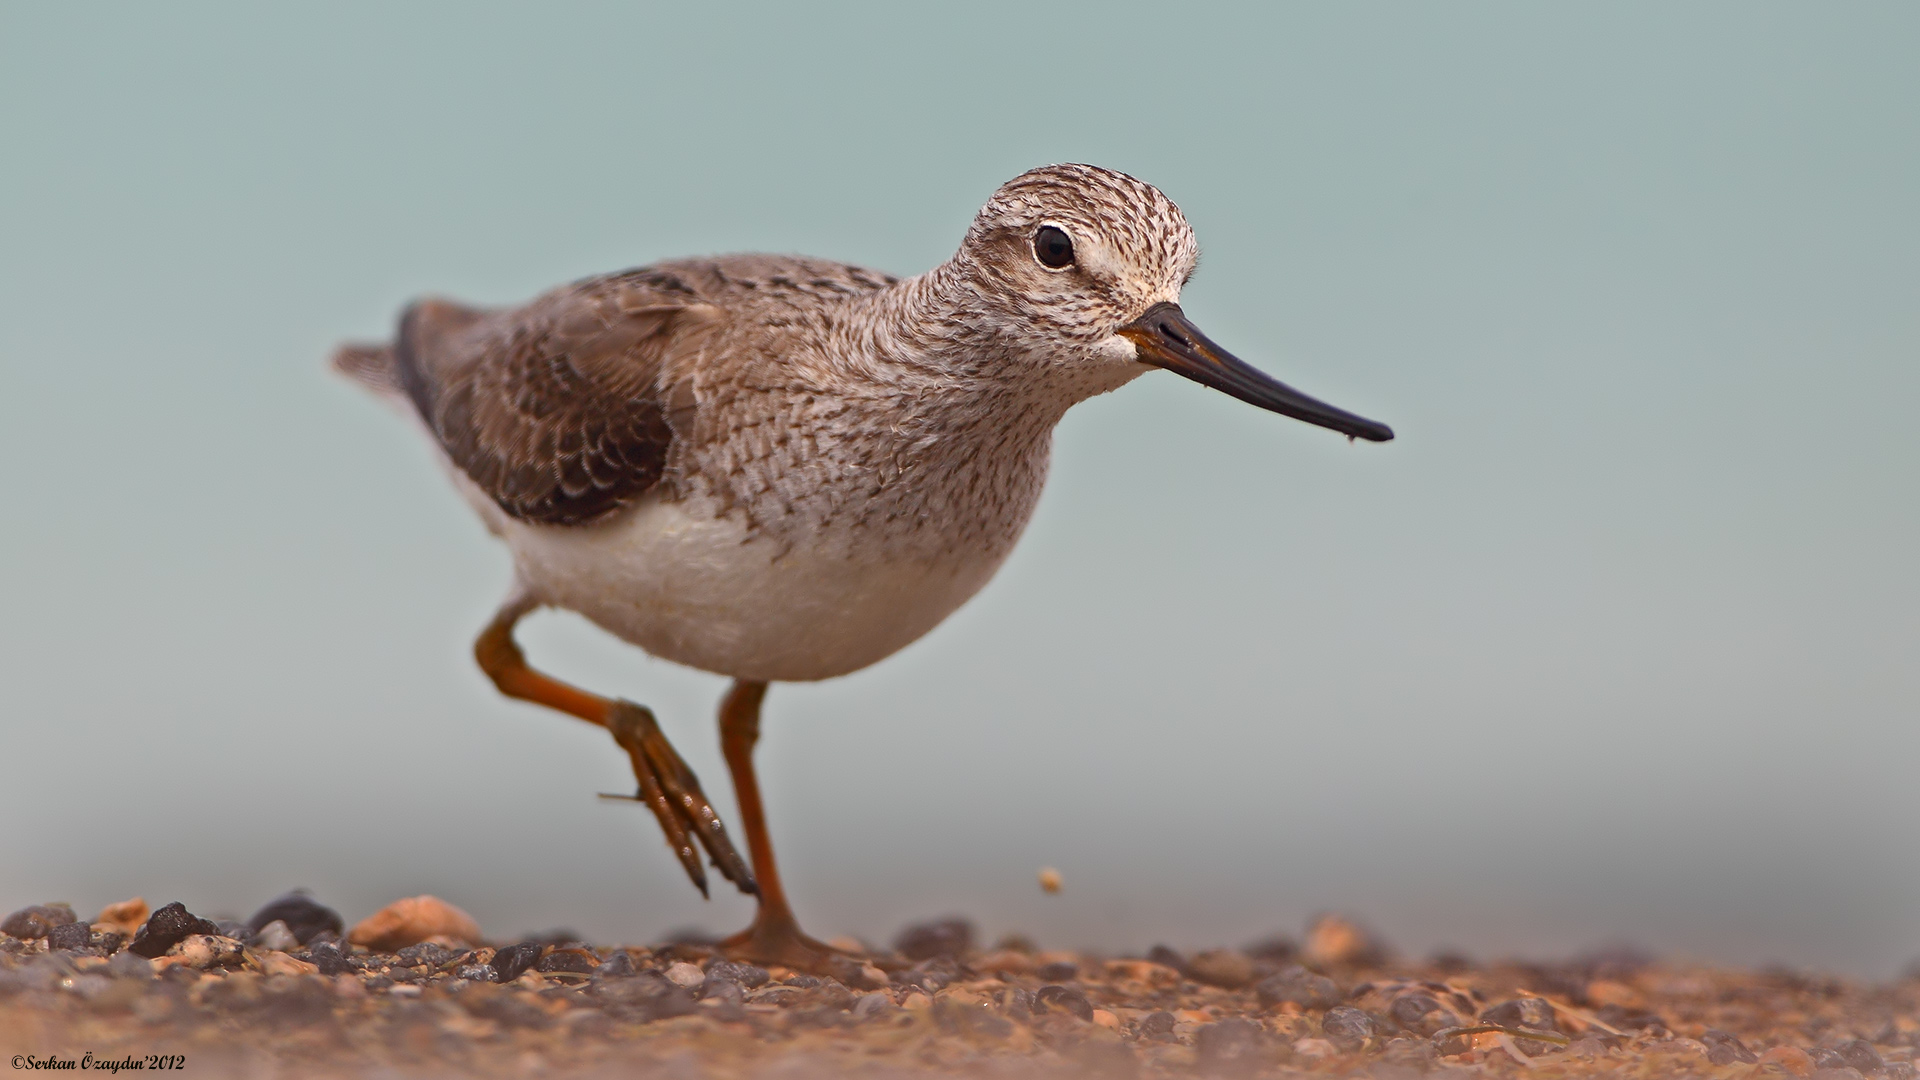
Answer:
[391,276,719,526]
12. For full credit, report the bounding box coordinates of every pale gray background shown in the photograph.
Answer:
[3,3,1915,977]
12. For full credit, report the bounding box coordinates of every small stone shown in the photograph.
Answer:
[258,951,318,977]
[852,991,892,1019]
[1146,944,1188,974]
[1322,1004,1375,1050]
[47,921,93,952]
[308,941,357,976]
[1700,1029,1759,1065]
[852,963,890,990]
[164,934,249,971]
[1138,1010,1178,1041]
[93,898,149,937]
[536,946,598,974]
[1091,1008,1120,1029]
[665,961,706,988]
[395,941,461,968]
[1033,983,1094,1021]
[490,941,544,983]
[1038,867,1063,894]
[594,951,639,978]
[1479,996,1557,1032]
[1196,1018,1266,1075]
[893,917,973,961]
[1187,948,1256,989]
[1292,1037,1338,1059]
[1255,965,1343,1010]
[1035,960,1079,982]
[128,902,222,958]
[247,891,344,946]
[2,903,78,940]
[1303,913,1386,967]
[253,920,300,953]
[704,959,770,988]
[1387,991,1457,1036]
[106,951,154,980]
[348,895,480,952]
[1836,1041,1885,1075]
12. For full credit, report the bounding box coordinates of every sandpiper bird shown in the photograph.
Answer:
[333,164,1392,969]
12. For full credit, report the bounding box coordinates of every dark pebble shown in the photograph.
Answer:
[395,942,462,969]
[699,976,744,1003]
[1254,965,1342,1010]
[1836,1039,1886,1075]
[1593,1003,1665,1031]
[705,959,769,988]
[594,951,639,978]
[1033,983,1094,1022]
[308,941,357,976]
[1035,960,1079,982]
[1147,944,1188,974]
[491,941,545,983]
[1701,1029,1759,1065]
[1479,996,1558,1033]
[892,916,973,961]
[90,931,126,955]
[106,950,154,980]
[2,903,78,940]
[46,921,93,952]
[128,902,221,958]
[457,964,497,982]
[246,891,344,946]
[536,946,599,975]
[1322,1005,1375,1050]
[899,957,957,993]
[1195,1018,1266,1076]
[1242,936,1296,963]
[1137,1009,1178,1041]
[784,973,825,988]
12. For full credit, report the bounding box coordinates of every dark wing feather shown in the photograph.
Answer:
[392,279,717,526]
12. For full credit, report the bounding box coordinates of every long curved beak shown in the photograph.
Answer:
[1118,302,1394,443]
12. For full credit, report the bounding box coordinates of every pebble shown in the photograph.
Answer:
[1387,991,1457,1036]
[705,959,770,988]
[1038,867,1063,894]
[1321,1004,1375,1050]
[1146,944,1188,973]
[1138,1010,1178,1041]
[490,942,544,984]
[1255,965,1343,1010]
[128,902,222,958]
[536,946,598,975]
[247,890,344,945]
[93,898,149,937]
[1034,960,1079,982]
[160,934,249,971]
[308,941,357,976]
[1186,948,1256,989]
[106,951,154,980]
[253,920,300,953]
[1033,983,1093,1021]
[47,921,94,952]
[1195,1018,1266,1072]
[1479,995,1556,1031]
[2,902,78,940]
[1304,913,1386,967]
[892,917,973,961]
[257,951,318,977]
[593,951,638,978]
[852,991,892,1019]
[664,962,705,988]
[348,895,480,952]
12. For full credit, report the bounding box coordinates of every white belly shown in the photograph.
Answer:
[497,498,1006,683]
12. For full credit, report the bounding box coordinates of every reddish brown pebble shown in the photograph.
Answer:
[347,895,481,952]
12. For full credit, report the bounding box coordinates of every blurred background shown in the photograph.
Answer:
[3,3,1915,977]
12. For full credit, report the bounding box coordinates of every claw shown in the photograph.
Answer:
[604,700,756,898]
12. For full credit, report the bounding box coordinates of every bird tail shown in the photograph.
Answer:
[329,341,405,397]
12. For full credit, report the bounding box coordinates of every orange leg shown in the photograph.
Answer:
[474,597,755,898]
[715,680,847,970]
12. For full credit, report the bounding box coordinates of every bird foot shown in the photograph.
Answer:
[720,913,858,976]
[600,700,757,899]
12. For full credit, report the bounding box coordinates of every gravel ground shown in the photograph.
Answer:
[2,899,1916,1079]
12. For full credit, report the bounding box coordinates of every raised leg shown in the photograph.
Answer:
[473,594,755,898]
[715,680,845,969]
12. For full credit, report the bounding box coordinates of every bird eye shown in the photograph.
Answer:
[1032,225,1075,269]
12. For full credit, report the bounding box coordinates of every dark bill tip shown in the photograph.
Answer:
[1119,303,1394,443]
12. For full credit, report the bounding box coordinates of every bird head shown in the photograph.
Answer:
[954,163,1392,442]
